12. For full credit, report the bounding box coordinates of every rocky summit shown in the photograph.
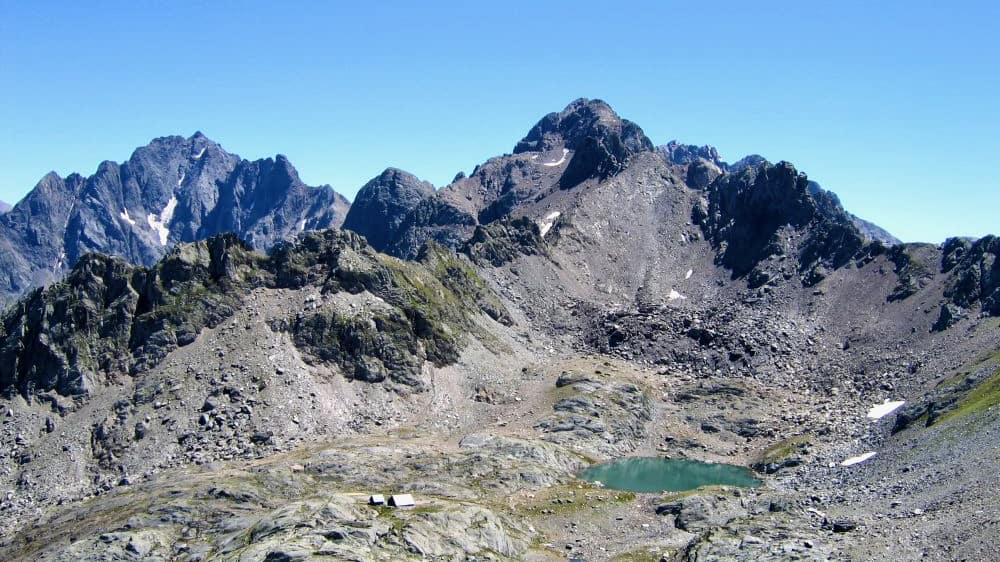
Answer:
[0,133,350,307]
[0,99,997,562]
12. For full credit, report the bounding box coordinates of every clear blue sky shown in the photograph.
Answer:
[1,1,996,243]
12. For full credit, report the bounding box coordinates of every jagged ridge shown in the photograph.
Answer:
[0,231,508,398]
[0,133,350,307]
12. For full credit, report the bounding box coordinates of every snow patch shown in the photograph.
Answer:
[193,147,207,160]
[543,148,569,167]
[539,211,561,237]
[298,219,307,232]
[668,289,687,301]
[840,452,877,466]
[685,269,693,280]
[119,209,136,226]
[146,196,178,246]
[867,400,905,420]
[177,172,186,186]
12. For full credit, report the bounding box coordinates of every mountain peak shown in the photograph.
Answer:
[513,98,652,155]
[375,167,429,185]
[342,167,435,252]
[728,154,770,174]
[511,99,654,189]
[0,200,10,214]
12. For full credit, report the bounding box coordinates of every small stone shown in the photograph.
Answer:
[831,520,857,533]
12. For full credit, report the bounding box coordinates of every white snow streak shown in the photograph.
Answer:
[668,289,687,301]
[147,196,178,246]
[298,219,307,232]
[177,172,186,186]
[867,400,905,420]
[840,452,877,466]
[685,269,693,280]
[119,209,136,226]
[539,211,561,237]
[543,148,569,167]
[193,147,207,159]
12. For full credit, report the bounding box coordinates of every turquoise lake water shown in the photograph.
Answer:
[578,457,761,493]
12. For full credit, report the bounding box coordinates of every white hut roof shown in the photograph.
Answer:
[388,494,415,506]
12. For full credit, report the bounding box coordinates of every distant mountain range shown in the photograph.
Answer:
[0,99,903,307]
[0,200,11,214]
[0,133,348,305]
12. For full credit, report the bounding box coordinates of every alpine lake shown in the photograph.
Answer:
[579,457,761,493]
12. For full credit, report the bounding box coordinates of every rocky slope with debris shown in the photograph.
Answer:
[0,133,350,307]
[0,99,997,562]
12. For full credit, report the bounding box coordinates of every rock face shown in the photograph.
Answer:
[0,133,350,306]
[942,235,1000,313]
[341,168,434,253]
[461,216,545,267]
[0,234,258,398]
[697,160,868,285]
[383,197,477,259]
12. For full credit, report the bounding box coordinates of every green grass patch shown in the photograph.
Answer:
[935,367,1000,424]
[612,491,637,503]
[612,548,670,562]
[756,435,810,465]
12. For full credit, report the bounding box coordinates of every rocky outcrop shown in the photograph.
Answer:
[267,231,510,390]
[341,168,435,252]
[659,141,724,167]
[0,234,256,398]
[0,133,350,306]
[534,370,652,457]
[659,142,727,190]
[893,358,999,432]
[887,244,934,302]
[940,235,1000,317]
[1,229,507,398]
[461,216,545,267]
[697,161,868,286]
